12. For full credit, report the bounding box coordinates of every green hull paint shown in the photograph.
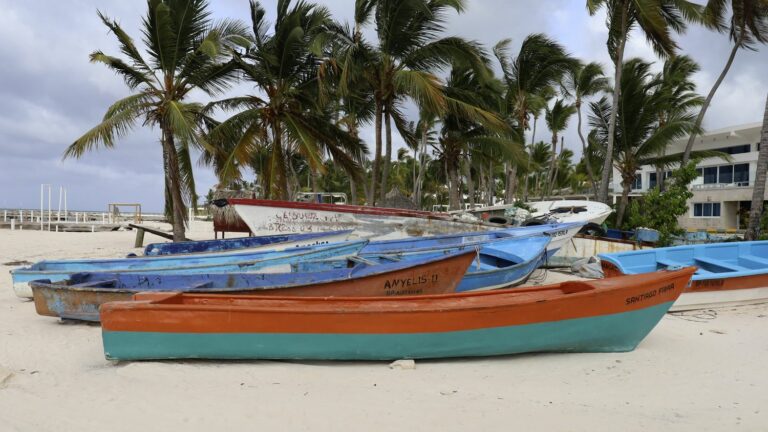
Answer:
[103,302,674,361]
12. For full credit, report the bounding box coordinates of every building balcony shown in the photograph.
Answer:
[691,182,751,191]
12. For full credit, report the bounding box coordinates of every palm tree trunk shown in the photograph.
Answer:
[576,103,598,198]
[616,178,632,229]
[414,126,428,207]
[379,106,393,203]
[270,123,290,200]
[368,102,383,206]
[746,94,768,240]
[545,132,559,198]
[448,161,461,211]
[349,177,358,204]
[524,118,538,202]
[683,29,745,165]
[598,5,628,204]
[487,159,494,206]
[311,169,320,193]
[161,123,187,241]
[464,158,475,207]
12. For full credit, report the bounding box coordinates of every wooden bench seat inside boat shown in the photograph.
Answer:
[693,256,749,273]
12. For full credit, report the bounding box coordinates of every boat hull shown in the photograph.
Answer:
[100,268,693,361]
[600,241,768,311]
[12,241,366,298]
[31,252,475,321]
[230,199,492,240]
[143,230,353,256]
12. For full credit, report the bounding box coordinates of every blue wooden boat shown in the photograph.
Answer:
[11,240,367,299]
[296,235,551,292]
[142,230,353,256]
[599,241,768,311]
[29,250,476,322]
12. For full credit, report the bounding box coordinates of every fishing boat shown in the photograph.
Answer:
[460,200,612,229]
[99,267,694,361]
[297,235,552,292]
[599,241,768,311]
[11,240,367,299]
[30,251,476,322]
[141,222,581,259]
[142,230,353,256]
[225,198,496,240]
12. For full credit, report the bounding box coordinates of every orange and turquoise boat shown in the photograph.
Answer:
[100,267,694,361]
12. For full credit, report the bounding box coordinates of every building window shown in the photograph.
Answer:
[719,165,733,184]
[648,171,672,189]
[714,144,751,155]
[734,163,749,185]
[703,167,718,184]
[631,173,642,190]
[693,202,721,218]
[696,163,750,185]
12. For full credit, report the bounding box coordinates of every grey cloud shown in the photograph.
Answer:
[0,0,764,212]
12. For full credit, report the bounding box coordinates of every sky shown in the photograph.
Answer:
[0,0,765,212]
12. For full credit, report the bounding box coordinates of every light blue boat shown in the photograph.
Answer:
[296,235,552,292]
[598,241,768,310]
[142,230,353,256]
[11,240,367,299]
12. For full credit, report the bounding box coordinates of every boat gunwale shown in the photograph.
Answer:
[13,240,368,276]
[108,267,694,316]
[28,250,476,294]
[142,229,355,257]
[599,241,768,281]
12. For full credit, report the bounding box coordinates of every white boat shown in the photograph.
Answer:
[459,200,612,228]
[227,198,495,240]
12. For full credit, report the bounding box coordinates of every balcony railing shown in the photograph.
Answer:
[691,181,751,190]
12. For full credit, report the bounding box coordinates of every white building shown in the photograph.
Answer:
[611,122,764,230]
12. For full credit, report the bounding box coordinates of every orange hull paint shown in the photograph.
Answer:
[101,267,695,334]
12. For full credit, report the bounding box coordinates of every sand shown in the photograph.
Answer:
[1,227,767,431]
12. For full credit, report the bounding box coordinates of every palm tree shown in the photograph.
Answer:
[494,34,575,203]
[543,99,576,198]
[65,0,248,241]
[342,0,493,206]
[434,66,515,210]
[589,58,718,227]
[654,55,704,190]
[528,141,553,198]
[682,0,768,164]
[587,0,703,204]
[208,0,368,200]
[746,93,768,240]
[561,62,610,198]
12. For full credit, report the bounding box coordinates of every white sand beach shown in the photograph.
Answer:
[1,227,767,432]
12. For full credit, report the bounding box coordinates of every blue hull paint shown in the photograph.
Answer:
[295,236,551,292]
[13,240,367,289]
[34,250,471,293]
[102,302,674,361]
[143,230,353,256]
[599,240,768,281]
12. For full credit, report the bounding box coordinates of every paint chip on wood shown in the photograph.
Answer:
[389,359,416,370]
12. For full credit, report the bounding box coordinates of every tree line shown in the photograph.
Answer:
[66,0,768,240]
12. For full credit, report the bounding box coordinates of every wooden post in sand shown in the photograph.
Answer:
[10,219,14,230]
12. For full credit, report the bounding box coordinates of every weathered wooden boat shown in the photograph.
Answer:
[142,230,353,256]
[599,241,768,311]
[298,235,552,292]
[359,222,582,259]
[99,267,694,361]
[30,251,475,322]
[226,198,497,240]
[459,200,612,229]
[11,240,367,299]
